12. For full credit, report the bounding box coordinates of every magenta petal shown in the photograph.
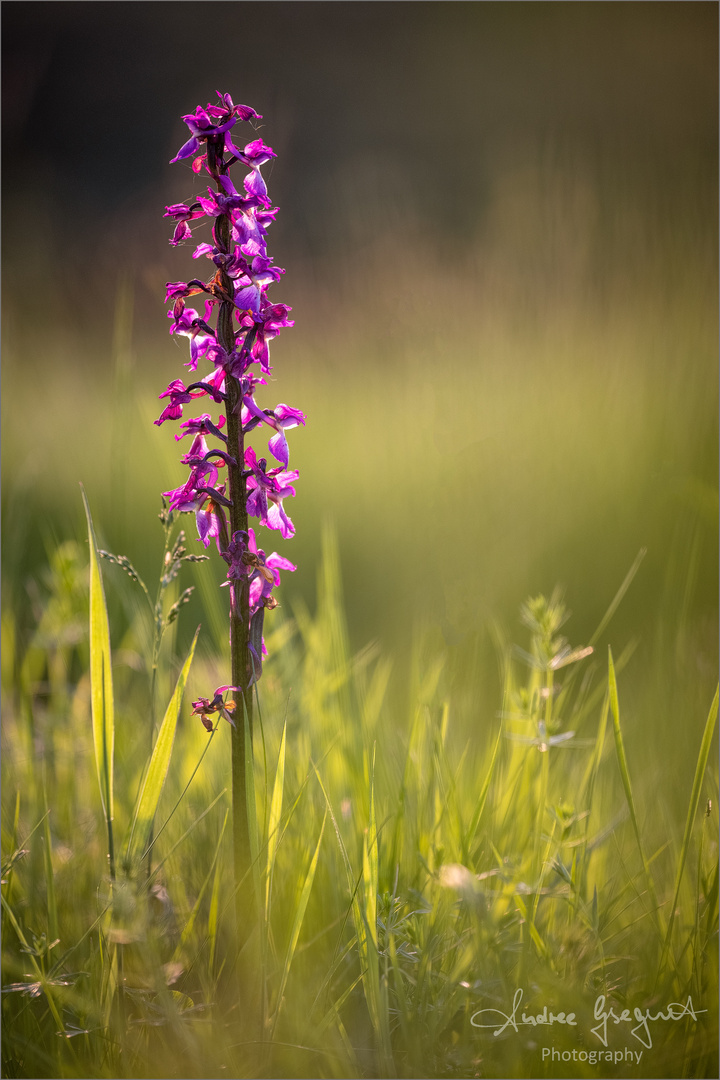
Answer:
[274,404,306,428]
[266,553,296,573]
[268,430,289,466]
[249,577,263,608]
[195,506,216,547]
[234,284,261,313]
[170,136,200,163]
[217,171,239,197]
[243,139,276,163]
[244,169,268,201]
[246,485,267,521]
[170,221,192,246]
[267,502,294,538]
[242,394,269,426]
[224,130,243,161]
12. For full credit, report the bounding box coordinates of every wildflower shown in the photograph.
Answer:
[242,398,306,466]
[191,685,242,730]
[157,93,302,691]
[154,377,226,426]
[174,413,227,444]
[244,447,298,538]
[169,95,260,164]
[164,202,206,246]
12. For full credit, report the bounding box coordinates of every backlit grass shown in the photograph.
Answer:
[1,519,717,1078]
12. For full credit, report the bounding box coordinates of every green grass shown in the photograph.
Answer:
[1,517,717,1079]
[1,142,717,1077]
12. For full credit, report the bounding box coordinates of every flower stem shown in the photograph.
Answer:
[215,210,255,932]
[226,374,255,931]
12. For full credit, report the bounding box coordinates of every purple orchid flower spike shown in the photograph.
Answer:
[157,92,303,701]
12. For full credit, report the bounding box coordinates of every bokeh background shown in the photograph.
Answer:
[3,3,718,785]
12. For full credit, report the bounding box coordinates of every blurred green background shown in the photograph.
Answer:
[3,3,717,777]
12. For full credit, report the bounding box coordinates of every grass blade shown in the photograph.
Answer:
[360,746,394,1075]
[126,627,199,865]
[364,744,378,953]
[1,893,69,1042]
[243,694,262,913]
[578,690,611,900]
[41,776,58,946]
[207,850,222,976]
[81,486,115,875]
[608,646,662,936]
[172,809,229,962]
[265,718,287,920]
[272,811,326,1034]
[589,548,647,647]
[657,685,718,983]
[1,793,22,946]
[464,722,502,862]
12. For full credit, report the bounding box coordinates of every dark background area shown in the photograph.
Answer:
[4,2,716,294]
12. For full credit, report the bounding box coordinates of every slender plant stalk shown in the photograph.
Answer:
[159,94,302,943]
[214,211,254,921]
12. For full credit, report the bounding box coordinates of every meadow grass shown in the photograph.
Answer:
[1,517,717,1079]
[2,149,717,1077]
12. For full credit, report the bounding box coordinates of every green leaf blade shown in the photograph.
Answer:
[128,627,199,864]
[658,684,719,980]
[243,696,262,912]
[265,719,287,919]
[82,489,115,832]
[272,812,326,1034]
[608,646,662,936]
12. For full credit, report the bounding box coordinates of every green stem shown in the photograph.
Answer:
[534,665,553,874]
[144,513,172,882]
[214,200,255,934]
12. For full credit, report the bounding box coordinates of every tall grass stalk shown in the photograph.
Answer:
[657,685,719,986]
[608,646,663,938]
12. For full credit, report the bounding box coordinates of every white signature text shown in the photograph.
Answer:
[470,987,706,1049]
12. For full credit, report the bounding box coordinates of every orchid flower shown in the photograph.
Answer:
[157,92,303,706]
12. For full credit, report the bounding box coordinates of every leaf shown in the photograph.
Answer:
[658,685,718,980]
[207,851,222,975]
[242,695,262,912]
[81,488,114,836]
[464,722,502,859]
[265,719,287,920]
[126,627,199,865]
[41,778,58,945]
[589,548,646,647]
[608,647,662,937]
[272,812,326,1033]
[172,808,228,962]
